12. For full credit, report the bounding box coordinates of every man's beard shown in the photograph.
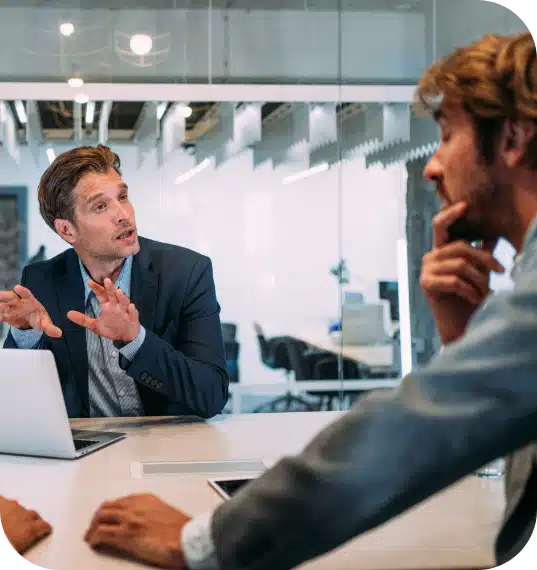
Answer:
[462,169,516,244]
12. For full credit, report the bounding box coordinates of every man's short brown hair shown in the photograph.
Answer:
[38,145,121,231]
[415,31,537,167]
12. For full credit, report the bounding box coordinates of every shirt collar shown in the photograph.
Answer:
[510,214,537,280]
[78,256,133,304]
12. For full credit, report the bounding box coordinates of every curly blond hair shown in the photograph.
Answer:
[415,31,537,167]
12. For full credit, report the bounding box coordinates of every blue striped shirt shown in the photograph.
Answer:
[10,256,146,417]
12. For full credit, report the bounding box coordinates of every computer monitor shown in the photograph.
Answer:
[379,281,399,321]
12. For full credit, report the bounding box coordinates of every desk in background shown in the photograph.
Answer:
[0,412,504,570]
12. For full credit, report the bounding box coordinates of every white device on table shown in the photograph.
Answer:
[341,300,392,345]
[0,349,125,459]
[208,476,258,500]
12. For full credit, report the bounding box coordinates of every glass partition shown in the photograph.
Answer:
[0,0,527,416]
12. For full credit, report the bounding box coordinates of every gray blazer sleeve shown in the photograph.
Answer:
[211,267,537,570]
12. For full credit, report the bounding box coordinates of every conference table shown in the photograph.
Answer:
[0,412,505,570]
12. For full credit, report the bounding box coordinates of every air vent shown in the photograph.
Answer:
[131,459,267,478]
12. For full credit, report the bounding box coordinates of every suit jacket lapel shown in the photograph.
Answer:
[56,249,89,415]
[131,238,158,332]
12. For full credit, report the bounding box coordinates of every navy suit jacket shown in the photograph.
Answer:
[4,237,229,419]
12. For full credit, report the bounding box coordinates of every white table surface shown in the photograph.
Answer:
[0,412,505,570]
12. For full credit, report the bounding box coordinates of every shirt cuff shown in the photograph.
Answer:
[9,326,43,349]
[119,326,146,362]
[181,510,220,570]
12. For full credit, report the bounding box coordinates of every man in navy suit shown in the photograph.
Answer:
[0,145,228,419]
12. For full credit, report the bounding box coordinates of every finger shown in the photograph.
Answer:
[103,278,117,294]
[127,304,139,321]
[32,518,52,539]
[0,291,23,306]
[85,503,126,541]
[86,525,124,550]
[427,259,490,298]
[67,311,98,332]
[12,285,36,301]
[432,202,468,248]
[422,275,483,305]
[432,242,505,274]
[17,525,51,555]
[88,281,109,305]
[42,319,63,338]
[115,288,131,308]
[85,511,124,542]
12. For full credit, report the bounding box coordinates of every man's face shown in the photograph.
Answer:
[424,103,514,243]
[67,168,140,261]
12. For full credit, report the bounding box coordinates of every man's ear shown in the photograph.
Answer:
[501,118,536,168]
[54,219,77,245]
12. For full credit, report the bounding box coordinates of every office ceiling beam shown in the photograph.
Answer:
[73,102,83,143]
[158,102,186,166]
[0,101,20,164]
[98,101,113,145]
[365,115,439,168]
[25,100,43,166]
[309,103,411,167]
[309,103,338,152]
[133,102,159,168]
[0,83,416,104]
[271,104,310,169]
[195,103,234,165]
[214,103,262,167]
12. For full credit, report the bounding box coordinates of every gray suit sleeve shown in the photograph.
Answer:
[211,270,537,570]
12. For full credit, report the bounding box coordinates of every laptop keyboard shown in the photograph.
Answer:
[74,439,99,451]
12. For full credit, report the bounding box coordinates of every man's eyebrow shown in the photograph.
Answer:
[86,192,105,204]
[119,182,129,191]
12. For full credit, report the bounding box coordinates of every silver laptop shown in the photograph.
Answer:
[0,349,125,459]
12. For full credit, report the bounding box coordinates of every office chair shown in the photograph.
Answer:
[312,356,370,410]
[224,340,240,384]
[221,322,238,343]
[252,327,315,413]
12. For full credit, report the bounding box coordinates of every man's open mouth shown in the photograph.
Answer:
[117,229,135,240]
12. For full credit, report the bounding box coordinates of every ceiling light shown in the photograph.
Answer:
[178,104,193,118]
[282,162,329,185]
[85,100,95,125]
[74,93,90,105]
[175,158,212,185]
[68,76,84,88]
[60,22,74,37]
[46,148,56,164]
[130,34,153,56]
[14,100,27,124]
[156,102,168,120]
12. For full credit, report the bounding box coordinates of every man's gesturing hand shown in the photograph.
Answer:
[67,278,140,343]
[0,285,62,338]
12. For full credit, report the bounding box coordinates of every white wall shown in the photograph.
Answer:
[2,144,406,384]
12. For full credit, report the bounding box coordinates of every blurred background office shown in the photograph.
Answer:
[0,0,527,413]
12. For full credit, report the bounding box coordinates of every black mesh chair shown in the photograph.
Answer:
[224,340,240,384]
[252,325,314,413]
[221,322,237,343]
[311,356,370,410]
